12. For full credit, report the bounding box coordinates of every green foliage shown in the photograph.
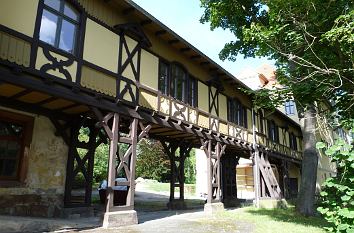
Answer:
[200,0,354,123]
[136,139,170,182]
[77,127,196,186]
[93,142,108,184]
[317,139,354,232]
[184,149,196,184]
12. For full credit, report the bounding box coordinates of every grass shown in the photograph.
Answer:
[215,206,329,233]
[141,182,196,195]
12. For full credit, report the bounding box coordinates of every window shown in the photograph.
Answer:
[171,64,187,102]
[268,120,279,142]
[0,111,33,182]
[188,76,198,107]
[158,61,169,95]
[289,133,297,150]
[258,110,264,134]
[228,98,247,128]
[39,0,80,54]
[158,61,198,107]
[285,100,295,115]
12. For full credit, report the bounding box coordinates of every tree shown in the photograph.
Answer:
[200,0,354,216]
[136,139,170,182]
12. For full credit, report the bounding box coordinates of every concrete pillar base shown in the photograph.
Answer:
[204,202,224,214]
[167,199,186,210]
[103,210,138,228]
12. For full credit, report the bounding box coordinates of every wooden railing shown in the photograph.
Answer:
[137,82,253,143]
[256,132,302,160]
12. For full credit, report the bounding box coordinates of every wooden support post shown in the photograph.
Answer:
[126,118,138,207]
[200,140,226,203]
[252,108,261,207]
[281,160,290,199]
[64,118,100,208]
[206,140,213,204]
[201,139,226,214]
[221,154,239,207]
[106,113,119,212]
[161,140,192,209]
[95,110,151,228]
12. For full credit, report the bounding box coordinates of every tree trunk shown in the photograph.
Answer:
[296,104,319,216]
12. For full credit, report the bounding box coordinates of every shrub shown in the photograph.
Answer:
[317,139,354,232]
[136,139,170,182]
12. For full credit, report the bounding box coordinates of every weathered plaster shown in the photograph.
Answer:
[0,108,68,217]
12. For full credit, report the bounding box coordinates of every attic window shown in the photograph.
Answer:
[285,100,295,115]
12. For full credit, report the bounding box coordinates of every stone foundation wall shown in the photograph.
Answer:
[0,108,68,217]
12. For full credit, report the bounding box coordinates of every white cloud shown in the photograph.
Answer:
[39,15,57,45]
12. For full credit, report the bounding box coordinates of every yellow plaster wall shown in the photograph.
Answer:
[81,65,116,96]
[210,87,217,116]
[0,0,38,37]
[139,90,158,110]
[0,111,68,195]
[83,19,119,72]
[219,94,228,121]
[35,47,77,82]
[121,36,138,80]
[146,31,210,82]
[198,81,209,112]
[140,49,159,90]
[78,0,129,27]
[0,31,31,67]
[289,163,301,190]
[247,109,252,130]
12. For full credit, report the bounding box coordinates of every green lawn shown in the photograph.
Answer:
[141,182,196,195]
[215,207,329,233]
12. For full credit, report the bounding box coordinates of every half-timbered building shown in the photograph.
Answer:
[0,0,304,227]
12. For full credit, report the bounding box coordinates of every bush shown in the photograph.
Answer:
[316,139,354,232]
[185,148,196,184]
[136,139,170,182]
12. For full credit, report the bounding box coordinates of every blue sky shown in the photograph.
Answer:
[132,0,272,77]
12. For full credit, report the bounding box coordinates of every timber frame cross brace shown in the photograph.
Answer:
[61,118,104,207]
[161,140,193,209]
[92,107,151,212]
[201,140,226,203]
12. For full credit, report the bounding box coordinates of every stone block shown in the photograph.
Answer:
[204,202,224,214]
[103,210,138,228]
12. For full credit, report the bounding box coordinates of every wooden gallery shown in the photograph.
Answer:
[0,0,308,227]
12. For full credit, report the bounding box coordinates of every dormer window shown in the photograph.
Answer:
[285,100,295,115]
[39,0,80,54]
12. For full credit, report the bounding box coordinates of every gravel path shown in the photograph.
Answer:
[80,209,254,233]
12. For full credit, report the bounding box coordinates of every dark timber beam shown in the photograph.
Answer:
[0,95,72,121]
[168,39,179,45]
[161,140,193,209]
[140,19,152,26]
[200,61,210,66]
[190,55,201,60]
[209,67,218,72]
[0,68,254,151]
[10,89,33,99]
[122,7,135,15]
[155,30,167,36]
[180,47,191,53]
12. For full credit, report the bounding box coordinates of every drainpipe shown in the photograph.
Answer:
[252,108,260,208]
